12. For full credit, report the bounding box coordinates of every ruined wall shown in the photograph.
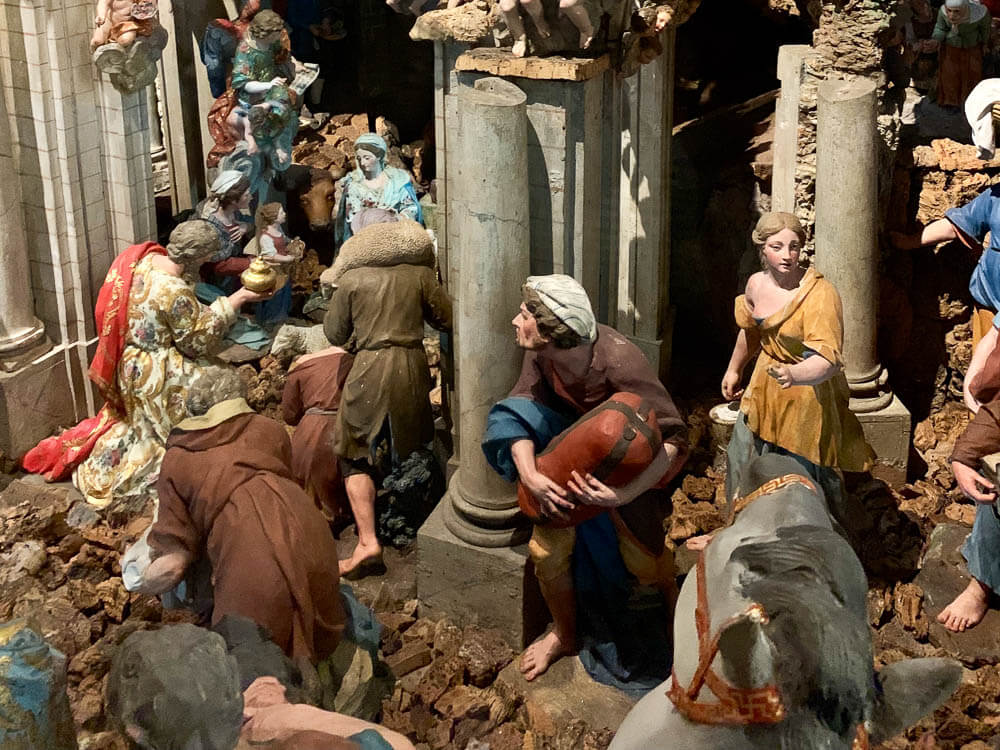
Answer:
[793,0,900,247]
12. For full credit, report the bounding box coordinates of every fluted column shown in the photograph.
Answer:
[0,73,44,357]
[443,77,532,547]
[814,77,892,413]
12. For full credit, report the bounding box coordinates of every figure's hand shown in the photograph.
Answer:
[721,369,743,401]
[953,460,997,503]
[270,76,286,87]
[522,470,574,521]
[767,365,795,389]
[567,470,627,508]
[227,224,247,242]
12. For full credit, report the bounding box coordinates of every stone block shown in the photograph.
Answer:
[856,394,910,482]
[417,501,546,650]
[0,345,78,459]
[495,655,635,734]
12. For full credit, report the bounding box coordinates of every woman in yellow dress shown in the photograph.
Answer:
[720,212,874,519]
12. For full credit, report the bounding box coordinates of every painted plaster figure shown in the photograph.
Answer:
[0,619,76,750]
[91,0,157,49]
[482,275,688,684]
[282,344,354,524]
[712,212,873,542]
[207,10,298,173]
[135,368,346,666]
[926,0,991,108]
[893,184,1000,348]
[22,222,268,509]
[108,624,412,750]
[90,0,167,92]
[937,395,1000,631]
[322,220,452,579]
[609,455,962,750]
[199,170,255,292]
[335,134,422,247]
[244,202,303,326]
[499,0,594,57]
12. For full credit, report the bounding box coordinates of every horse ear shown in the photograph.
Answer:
[716,611,777,688]
[869,658,961,743]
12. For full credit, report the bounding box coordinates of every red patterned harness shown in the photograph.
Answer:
[667,473,870,750]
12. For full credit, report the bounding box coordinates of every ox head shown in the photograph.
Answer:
[275,164,344,232]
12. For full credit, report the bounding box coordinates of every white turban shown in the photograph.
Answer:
[524,274,597,343]
[209,169,247,197]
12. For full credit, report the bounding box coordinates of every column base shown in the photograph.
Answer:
[855,393,910,484]
[0,344,80,459]
[417,500,547,649]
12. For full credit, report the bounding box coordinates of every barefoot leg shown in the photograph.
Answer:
[339,470,384,577]
[520,571,575,681]
[519,0,551,38]
[559,0,593,49]
[936,577,990,632]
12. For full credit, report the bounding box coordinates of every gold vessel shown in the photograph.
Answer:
[240,257,278,293]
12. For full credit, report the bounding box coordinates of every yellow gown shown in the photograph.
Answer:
[736,267,873,472]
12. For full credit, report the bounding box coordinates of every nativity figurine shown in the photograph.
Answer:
[90,0,168,93]
[335,133,422,247]
[713,212,873,539]
[323,220,451,579]
[482,274,688,685]
[927,0,991,108]
[244,202,302,326]
[22,221,270,511]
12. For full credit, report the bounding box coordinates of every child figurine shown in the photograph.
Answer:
[245,202,303,327]
[91,0,159,51]
[497,0,594,58]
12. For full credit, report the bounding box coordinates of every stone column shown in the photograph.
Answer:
[0,135,45,356]
[772,45,812,214]
[419,77,539,646]
[443,76,531,547]
[814,77,909,479]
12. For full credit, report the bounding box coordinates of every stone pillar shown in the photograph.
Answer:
[0,133,45,357]
[97,80,156,249]
[444,77,531,547]
[772,45,812,214]
[814,77,910,479]
[419,77,540,647]
[615,29,674,375]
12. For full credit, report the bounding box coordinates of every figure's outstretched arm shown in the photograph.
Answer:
[965,324,999,413]
[891,218,958,250]
[136,548,193,595]
[722,328,758,400]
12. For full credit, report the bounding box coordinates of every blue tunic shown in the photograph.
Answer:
[946,184,1000,310]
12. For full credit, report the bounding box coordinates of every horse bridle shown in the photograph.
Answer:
[667,473,870,750]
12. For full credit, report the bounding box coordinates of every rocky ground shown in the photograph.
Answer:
[1,364,997,749]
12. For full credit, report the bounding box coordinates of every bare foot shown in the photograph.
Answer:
[519,630,571,681]
[511,35,527,57]
[338,541,384,579]
[685,533,714,552]
[579,32,593,49]
[937,578,990,632]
